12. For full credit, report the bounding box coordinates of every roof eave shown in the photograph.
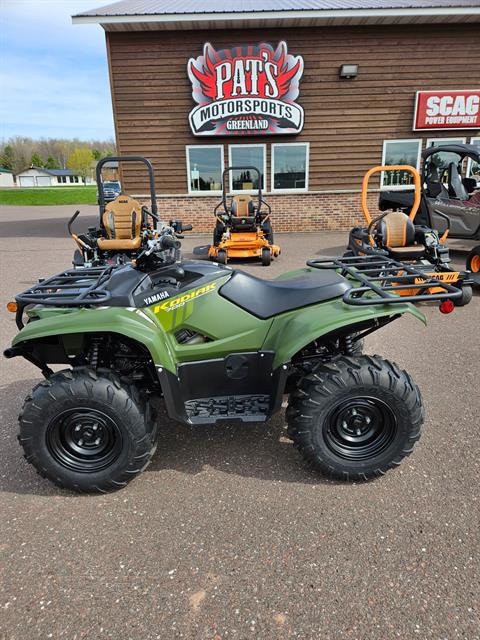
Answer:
[72,6,480,30]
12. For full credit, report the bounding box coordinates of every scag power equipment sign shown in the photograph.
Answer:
[187,41,304,136]
[414,90,480,130]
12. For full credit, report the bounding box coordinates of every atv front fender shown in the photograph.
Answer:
[11,306,176,373]
[263,298,426,369]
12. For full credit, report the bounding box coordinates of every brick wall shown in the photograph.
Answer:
[142,190,379,234]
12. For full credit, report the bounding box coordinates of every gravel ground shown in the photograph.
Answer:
[0,205,479,640]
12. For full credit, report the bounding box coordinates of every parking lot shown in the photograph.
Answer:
[0,204,479,640]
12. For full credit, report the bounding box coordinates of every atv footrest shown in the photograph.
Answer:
[185,394,270,424]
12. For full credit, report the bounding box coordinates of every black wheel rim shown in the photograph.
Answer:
[46,408,123,473]
[323,396,397,461]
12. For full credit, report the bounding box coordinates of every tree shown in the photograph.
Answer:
[0,145,14,171]
[45,155,59,169]
[30,152,44,167]
[91,149,102,160]
[67,147,94,184]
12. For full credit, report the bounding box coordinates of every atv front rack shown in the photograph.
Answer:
[15,266,115,327]
[307,255,463,305]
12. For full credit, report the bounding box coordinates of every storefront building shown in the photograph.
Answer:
[74,1,480,232]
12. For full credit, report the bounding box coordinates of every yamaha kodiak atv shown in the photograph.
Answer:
[5,226,464,492]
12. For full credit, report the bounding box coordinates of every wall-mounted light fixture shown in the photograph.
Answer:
[339,64,359,79]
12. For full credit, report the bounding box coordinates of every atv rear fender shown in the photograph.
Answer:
[265,298,426,368]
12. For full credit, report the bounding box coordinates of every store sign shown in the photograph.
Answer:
[187,41,304,136]
[414,90,480,130]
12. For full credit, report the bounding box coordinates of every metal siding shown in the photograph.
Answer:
[106,23,480,195]
[75,0,480,17]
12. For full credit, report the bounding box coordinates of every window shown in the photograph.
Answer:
[228,145,266,192]
[381,139,422,190]
[272,143,309,192]
[186,145,224,195]
[467,138,480,185]
[426,137,467,180]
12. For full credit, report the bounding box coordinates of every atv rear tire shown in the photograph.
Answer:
[286,355,424,481]
[18,368,157,493]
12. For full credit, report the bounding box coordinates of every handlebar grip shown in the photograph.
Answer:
[182,224,193,231]
[160,234,179,250]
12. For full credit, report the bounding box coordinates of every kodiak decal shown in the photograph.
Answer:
[187,41,304,136]
[153,283,217,313]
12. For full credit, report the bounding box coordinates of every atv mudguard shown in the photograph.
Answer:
[11,297,426,375]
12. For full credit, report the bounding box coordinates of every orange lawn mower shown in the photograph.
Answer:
[207,166,281,266]
[344,164,473,306]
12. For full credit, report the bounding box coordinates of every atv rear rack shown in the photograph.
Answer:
[307,255,463,305]
[15,266,115,327]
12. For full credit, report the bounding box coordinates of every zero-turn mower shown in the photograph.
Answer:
[207,166,280,266]
[345,164,473,305]
[68,156,191,267]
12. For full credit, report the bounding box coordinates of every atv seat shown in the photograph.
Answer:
[97,195,143,251]
[220,269,351,319]
[378,211,425,260]
[230,195,256,230]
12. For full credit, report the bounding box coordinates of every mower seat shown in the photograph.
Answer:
[230,195,256,230]
[97,195,143,251]
[378,211,425,260]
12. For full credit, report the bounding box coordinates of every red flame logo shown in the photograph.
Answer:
[188,41,304,136]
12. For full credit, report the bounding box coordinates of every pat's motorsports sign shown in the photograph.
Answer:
[414,89,480,130]
[187,41,304,136]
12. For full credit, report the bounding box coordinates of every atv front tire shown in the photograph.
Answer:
[286,356,423,481]
[18,368,157,493]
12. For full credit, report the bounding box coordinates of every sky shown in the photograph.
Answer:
[0,0,115,141]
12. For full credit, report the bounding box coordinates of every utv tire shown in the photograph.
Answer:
[216,249,227,265]
[261,247,271,266]
[286,355,424,481]
[454,285,473,307]
[466,245,480,285]
[73,249,85,267]
[18,368,157,493]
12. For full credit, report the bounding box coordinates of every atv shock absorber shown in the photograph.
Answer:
[344,334,355,356]
[88,337,101,369]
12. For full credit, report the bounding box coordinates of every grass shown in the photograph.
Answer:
[0,186,97,206]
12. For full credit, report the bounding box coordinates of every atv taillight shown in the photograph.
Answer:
[439,299,455,314]
[7,301,17,313]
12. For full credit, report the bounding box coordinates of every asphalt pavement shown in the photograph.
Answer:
[0,205,479,640]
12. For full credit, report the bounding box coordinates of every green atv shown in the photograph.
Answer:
[4,227,463,493]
